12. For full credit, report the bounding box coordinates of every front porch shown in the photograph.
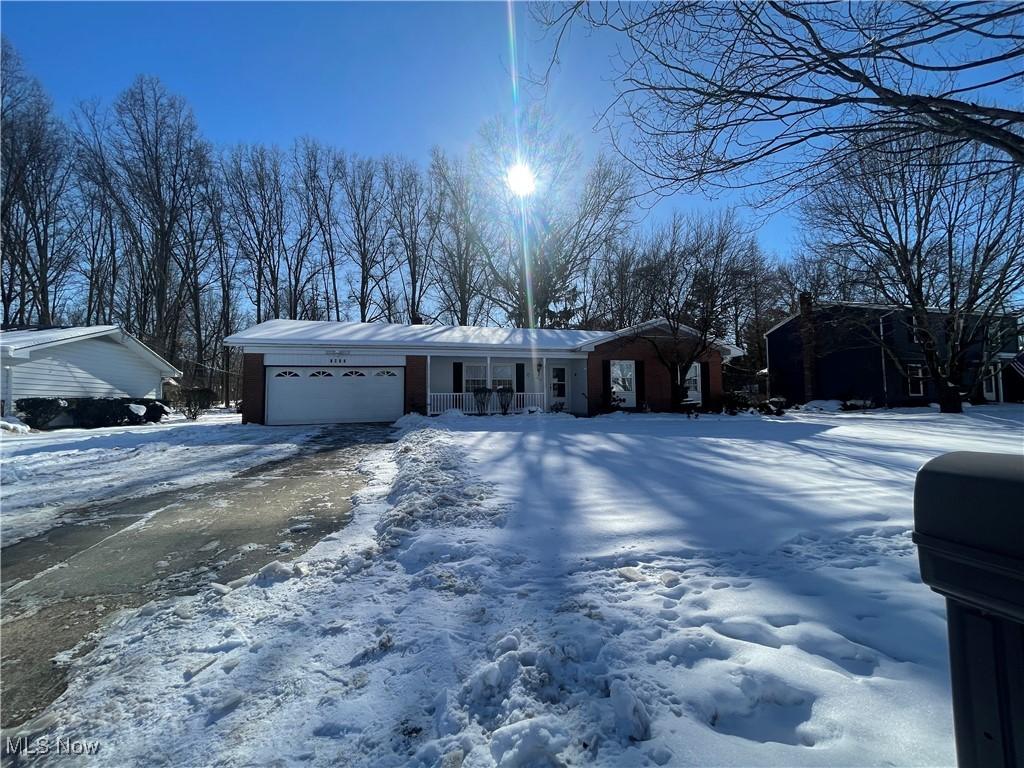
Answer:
[428,391,546,415]
[425,354,587,416]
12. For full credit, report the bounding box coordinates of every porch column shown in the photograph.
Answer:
[486,355,492,413]
[542,357,548,411]
[426,354,431,414]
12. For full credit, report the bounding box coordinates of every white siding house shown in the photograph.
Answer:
[0,326,181,415]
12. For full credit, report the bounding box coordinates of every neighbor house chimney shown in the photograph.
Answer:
[799,292,816,402]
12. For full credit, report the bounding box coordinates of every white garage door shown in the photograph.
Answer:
[265,366,404,425]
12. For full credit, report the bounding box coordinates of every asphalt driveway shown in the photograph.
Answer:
[0,424,392,730]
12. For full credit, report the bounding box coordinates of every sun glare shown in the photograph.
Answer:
[506,162,536,197]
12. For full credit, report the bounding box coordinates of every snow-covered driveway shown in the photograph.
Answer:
[22,406,1024,767]
[0,413,321,546]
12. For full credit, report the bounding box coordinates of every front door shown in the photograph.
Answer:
[610,360,636,408]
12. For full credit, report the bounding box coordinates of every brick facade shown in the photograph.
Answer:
[241,353,265,425]
[404,355,427,415]
[585,337,724,415]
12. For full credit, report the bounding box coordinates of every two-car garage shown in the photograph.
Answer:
[264,366,405,425]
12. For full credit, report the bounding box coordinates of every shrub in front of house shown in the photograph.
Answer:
[14,397,169,430]
[14,398,69,429]
[70,398,134,428]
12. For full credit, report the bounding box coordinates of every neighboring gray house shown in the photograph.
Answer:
[0,326,181,415]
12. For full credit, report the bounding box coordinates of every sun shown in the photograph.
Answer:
[506,162,537,197]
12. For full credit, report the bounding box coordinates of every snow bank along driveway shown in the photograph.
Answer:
[0,414,320,547]
[24,406,1023,767]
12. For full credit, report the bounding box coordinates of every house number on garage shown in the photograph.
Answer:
[328,358,348,364]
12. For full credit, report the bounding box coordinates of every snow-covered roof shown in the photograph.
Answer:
[226,318,744,359]
[0,325,181,375]
[225,319,610,353]
[0,325,121,351]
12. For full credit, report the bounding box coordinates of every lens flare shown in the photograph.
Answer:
[506,163,536,197]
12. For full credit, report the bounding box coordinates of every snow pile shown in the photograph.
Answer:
[376,427,504,547]
[0,415,30,434]
[797,399,844,412]
[0,413,320,546]
[21,405,1024,766]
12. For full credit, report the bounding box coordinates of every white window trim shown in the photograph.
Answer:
[906,363,925,397]
[491,363,514,391]
[464,362,487,392]
[551,366,567,399]
[983,365,997,397]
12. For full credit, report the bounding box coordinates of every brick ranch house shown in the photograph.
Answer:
[225,318,741,425]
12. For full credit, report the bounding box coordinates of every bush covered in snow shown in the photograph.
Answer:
[13,397,68,428]
[14,396,170,429]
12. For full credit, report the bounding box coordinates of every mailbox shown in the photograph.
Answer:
[913,451,1024,768]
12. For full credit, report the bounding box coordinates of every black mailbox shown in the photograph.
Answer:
[913,451,1024,768]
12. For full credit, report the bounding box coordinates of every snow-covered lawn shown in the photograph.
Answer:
[21,405,1024,766]
[0,413,320,546]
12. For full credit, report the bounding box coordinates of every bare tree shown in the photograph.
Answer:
[2,39,78,326]
[222,144,286,323]
[477,112,634,327]
[429,149,491,325]
[589,235,652,329]
[300,139,345,321]
[633,211,748,404]
[383,156,438,324]
[540,2,1024,196]
[803,133,1024,412]
[338,154,391,322]
[74,76,205,358]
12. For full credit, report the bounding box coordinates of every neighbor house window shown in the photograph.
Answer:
[274,370,300,378]
[983,365,997,398]
[906,364,926,396]
[911,316,928,345]
[464,363,487,392]
[491,364,514,391]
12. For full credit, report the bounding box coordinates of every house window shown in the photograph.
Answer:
[610,360,636,408]
[610,361,635,394]
[491,364,514,391]
[551,367,567,398]
[986,322,1004,351]
[906,364,926,397]
[911,316,928,345]
[983,366,997,398]
[309,370,333,377]
[681,363,700,401]
[274,370,300,378]
[464,363,487,392]
[375,369,398,377]
[342,370,366,377]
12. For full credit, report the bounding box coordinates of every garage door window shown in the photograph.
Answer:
[310,370,333,377]
[375,369,398,377]
[275,370,300,378]
[343,370,366,377]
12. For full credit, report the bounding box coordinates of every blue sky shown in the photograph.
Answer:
[2,1,798,255]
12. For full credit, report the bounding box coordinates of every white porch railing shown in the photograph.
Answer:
[428,392,545,415]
